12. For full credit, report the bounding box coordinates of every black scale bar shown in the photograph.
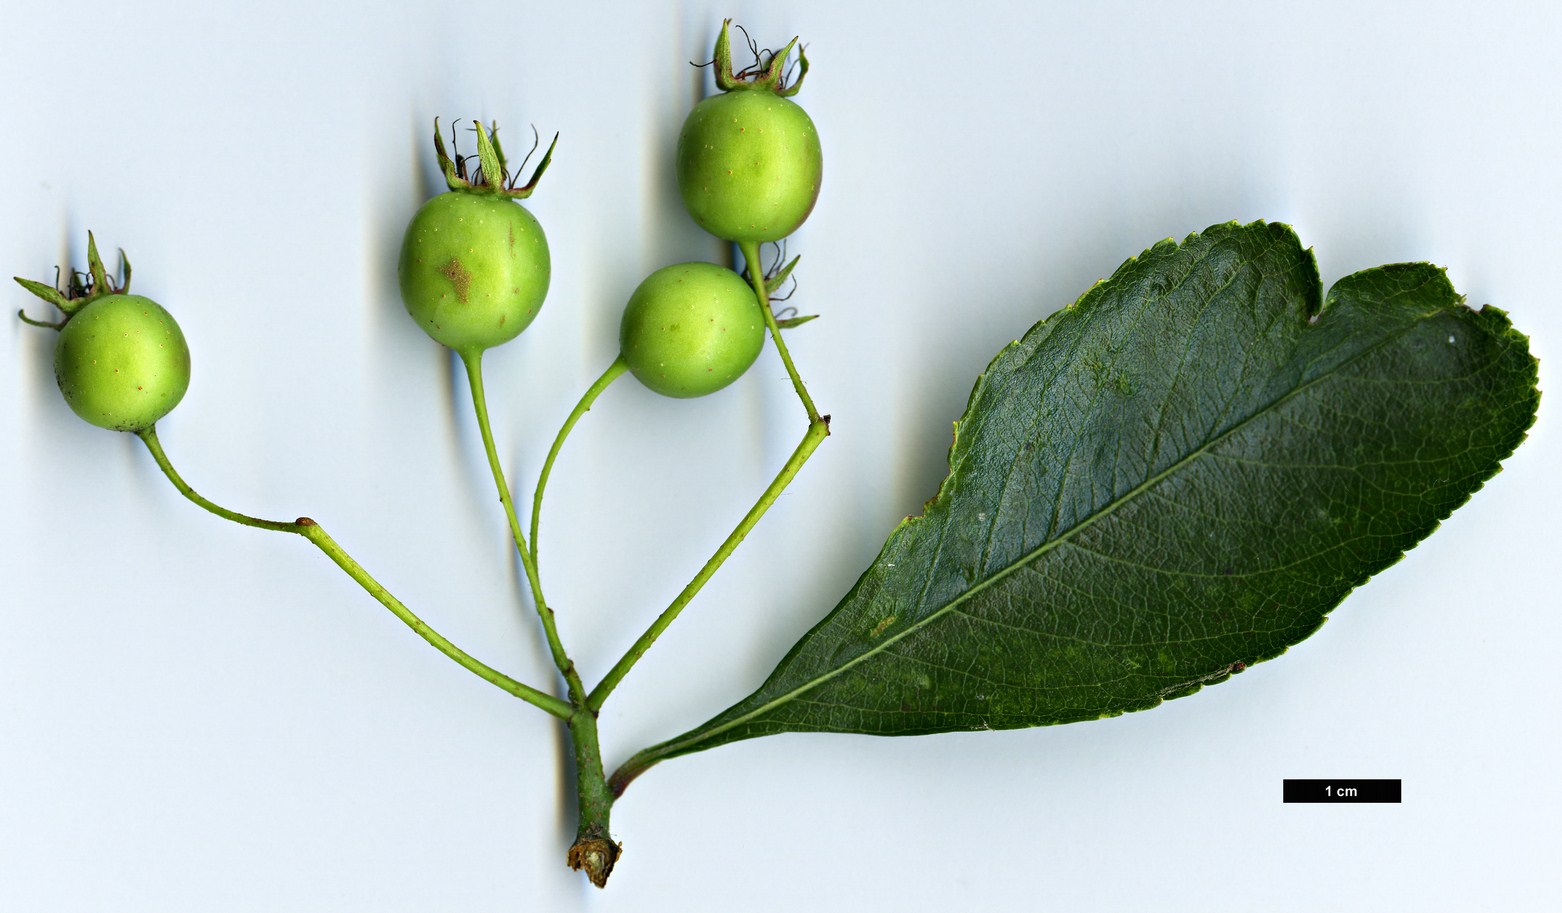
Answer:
[1283,779,1401,803]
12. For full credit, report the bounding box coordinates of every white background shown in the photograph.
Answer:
[3,1,1558,909]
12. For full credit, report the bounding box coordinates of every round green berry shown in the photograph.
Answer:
[53,294,190,432]
[676,88,823,243]
[619,262,765,398]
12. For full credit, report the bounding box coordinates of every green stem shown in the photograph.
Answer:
[739,239,820,423]
[564,709,620,888]
[530,356,628,565]
[459,350,622,882]
[135,426,571,719]
[138,426,300,534]
[459,349,588,706]
[587,416,830,712]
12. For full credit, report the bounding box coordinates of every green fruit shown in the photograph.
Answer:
[619,262,765,398]
[53,294,190,432]
[397,191,550,353]
[676,88,822,243]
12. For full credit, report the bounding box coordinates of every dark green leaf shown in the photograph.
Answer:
[614,221,1539,791]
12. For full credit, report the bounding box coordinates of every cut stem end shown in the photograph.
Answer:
[566,831,622,888]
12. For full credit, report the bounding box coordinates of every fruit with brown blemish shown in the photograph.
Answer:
[398,191,549,353]
[396,119,556,355]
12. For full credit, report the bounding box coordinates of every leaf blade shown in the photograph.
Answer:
[616,222,1540,786]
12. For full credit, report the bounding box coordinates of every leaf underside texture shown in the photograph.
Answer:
[619,221,1540,782]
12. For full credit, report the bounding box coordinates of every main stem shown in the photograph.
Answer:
[564,709,619,887]
[135,425,572,719]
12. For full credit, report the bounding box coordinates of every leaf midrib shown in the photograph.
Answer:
[652,292,1446,757]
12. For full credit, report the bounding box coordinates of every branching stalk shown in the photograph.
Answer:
[588,416,829,711]
[740,239,820,423]
[531,356,628,564]
[458,350,621,886]
[586,242,832,712]
[135,425,571,719]
[459,348,589,706]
